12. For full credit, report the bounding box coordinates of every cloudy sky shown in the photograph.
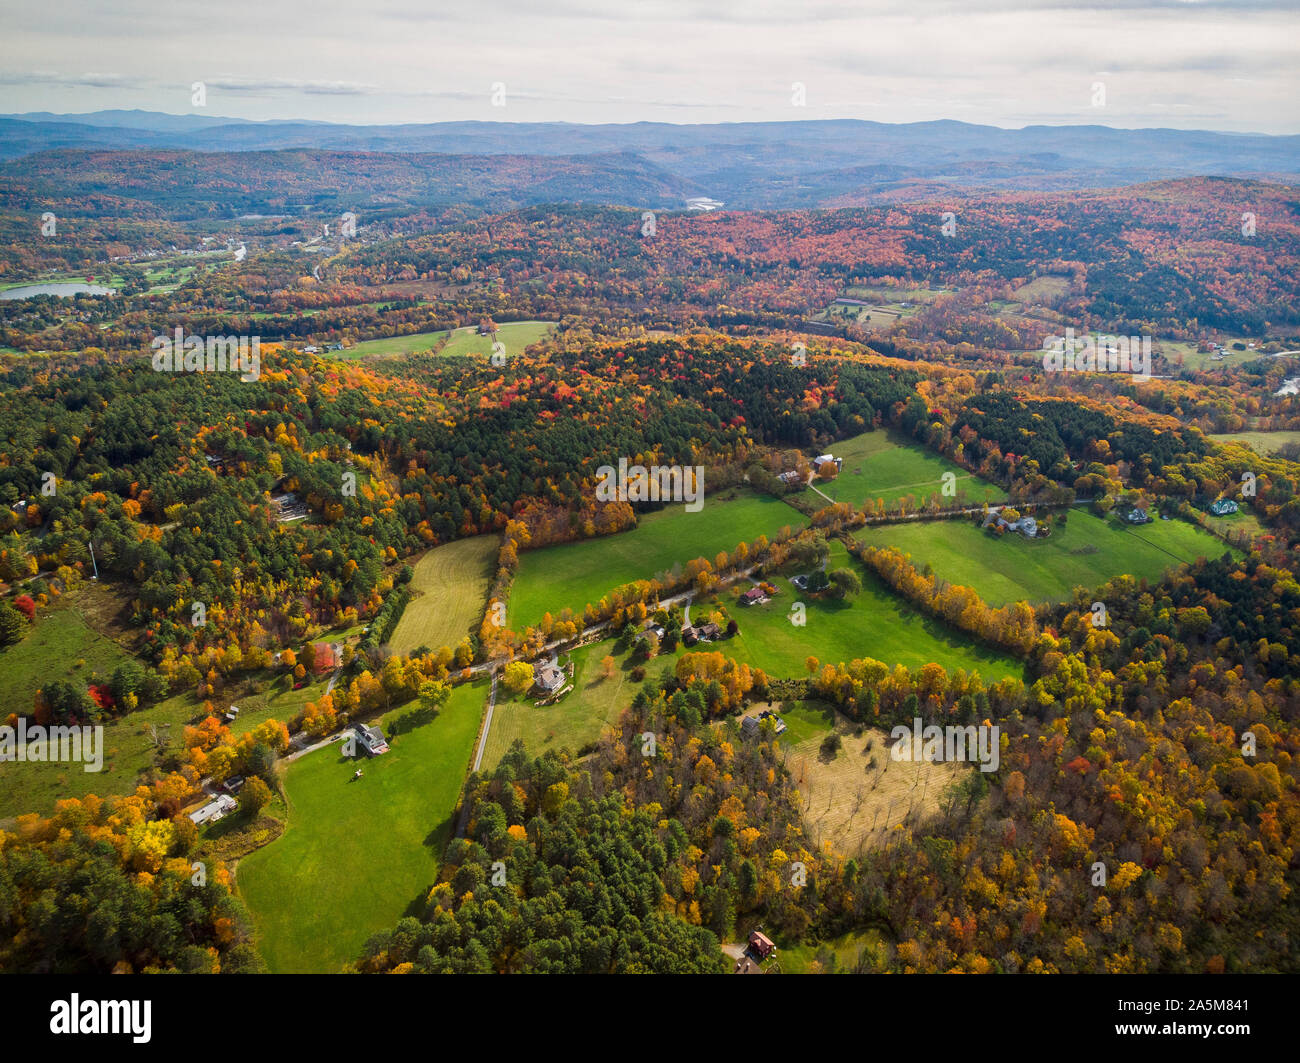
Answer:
[1,0,1297,132]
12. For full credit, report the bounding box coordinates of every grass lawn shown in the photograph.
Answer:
[0,666,331,820]
[774,929,885,973]
[236,680,487,973]
[480,638,676,770]
[389,535,497,655]
[0,692,198,821]
[856,509,1238,607]
[1210,430,1300,455]
[336,329,448,358]
[762,699,837,747]
[816,430,1003,509]
[439,320,554,358]
[0,599,136,715]
[1201,508,1268,545]
[508,487,801,631]
[721,541,1021,683]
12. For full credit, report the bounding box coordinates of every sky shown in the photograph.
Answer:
[0,0,1297,133]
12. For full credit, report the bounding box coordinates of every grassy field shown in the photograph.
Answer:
[856,509,1236,607]
[336,329,448,358]
[1200,508,1268,545]
[775,929,885,973]
[815,431,1003,509]
[480,638,677,770]
[389,535,497,655]
[337,320,554,361]
[721,541,1022,683]
[439,320,554,358]
[1210,430,1300,455]
[237,679,486,973]
[0,664,332,820]
[0,599,136,715]
[0,691,191,820]
[508,488,801,630]
[1011,275,1070,304]
[777,704,966,858]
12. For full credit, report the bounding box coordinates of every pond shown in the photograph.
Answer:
[0,282,116,300]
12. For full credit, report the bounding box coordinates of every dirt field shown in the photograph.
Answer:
[781,711,967,858]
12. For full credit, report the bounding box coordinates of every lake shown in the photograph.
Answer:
[1,282,116,300]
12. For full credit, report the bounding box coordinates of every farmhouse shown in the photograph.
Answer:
[748,930,776,961]
[1209,499,1239,516]
[682,622,723,645]
[533,661,565,694]
[741,710,787,739]
[990,513,1038,538]
[1126,508,1152,524]
[355,723,389,756]
[739,587,768,606]
[189,793,237,825]
[777,469,804,487]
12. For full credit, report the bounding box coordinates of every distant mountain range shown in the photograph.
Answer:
[2,111,1297,210]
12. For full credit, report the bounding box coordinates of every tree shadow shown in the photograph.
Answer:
[388,703,440,736]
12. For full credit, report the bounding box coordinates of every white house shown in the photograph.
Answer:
[355,723,389,755]
[533,661,565,694]
[189,793,237,825]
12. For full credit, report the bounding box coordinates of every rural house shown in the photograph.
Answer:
[741,710,787,738]
[812,454,843,474]
[355,723,389,756]
[740,587,768,606]
[533,661,565,694]
[990,513,1038,538]
[748,930,776,961]
[189,793,237,826]
[1209,499,1239,516]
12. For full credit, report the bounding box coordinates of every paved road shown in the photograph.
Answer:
[470,672,498,774]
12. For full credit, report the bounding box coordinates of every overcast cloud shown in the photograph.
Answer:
[0,0,1296,132]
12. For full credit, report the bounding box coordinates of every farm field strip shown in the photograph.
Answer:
[507,488,801,631]
[856,509,1236,607]
[389,535,497,655]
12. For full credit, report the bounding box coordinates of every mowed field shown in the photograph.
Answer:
[389,535,497,655]
[338,320,555,361]
[1210,430,1300,455]
[480,637,677,770]
[335,329,447,358]
[508,488,801,630]
[856,509,1236,607]
[774,702,967,858]
[237,680,486,973]
[723,541,1022,683]
[816,431,1003,509]
[439,320,554,357]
